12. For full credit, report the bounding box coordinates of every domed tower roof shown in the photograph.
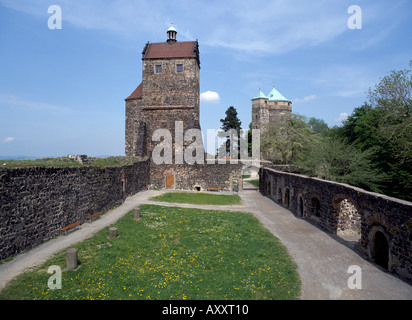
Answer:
[167,24,177,44]
[267,84,290,102]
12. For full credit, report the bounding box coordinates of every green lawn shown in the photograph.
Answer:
[0,205,300,300]
[248,179,260,188]
[150,192,242,205]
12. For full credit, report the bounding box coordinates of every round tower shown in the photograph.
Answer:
[251,83,292,129]
[267,83,292,113]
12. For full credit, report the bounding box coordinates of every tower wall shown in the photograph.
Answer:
[252,98,269,129]
[267,101,292,123]
[142,58,199,109]
[141,57,200,155]
[125,98,145,157]
[125,38,200,157]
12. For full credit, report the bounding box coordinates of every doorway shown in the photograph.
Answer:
[166,175,174,189]
[297,195,304,217]
[373,231,390,270]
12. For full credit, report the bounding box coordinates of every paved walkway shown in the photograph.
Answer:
[1,184,411,299]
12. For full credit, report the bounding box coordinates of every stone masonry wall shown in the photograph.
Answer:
[125,57,200,158]
[142,108,200,157]
[125,98,145,157]
[142,58,200,109]
[260,167,412,281]
[149,161,243,192]
[0,159,150,260]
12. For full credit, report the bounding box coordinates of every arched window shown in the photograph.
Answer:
[277,188,282,203]
[284,189,290,208]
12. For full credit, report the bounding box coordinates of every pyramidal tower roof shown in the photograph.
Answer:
[252,83,291,103]
[267,84,290,102]
[252,88,267,100]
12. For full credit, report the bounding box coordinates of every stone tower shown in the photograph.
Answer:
[125,26,201,157]
[251,83,292,130]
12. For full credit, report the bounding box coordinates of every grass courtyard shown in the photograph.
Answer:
[150,192,242,205]
[0,204,300,300]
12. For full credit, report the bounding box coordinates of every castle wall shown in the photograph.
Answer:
[0,157,243,261]
[260,167,412,280]
[149,162,243,191]
[0,159,150,260]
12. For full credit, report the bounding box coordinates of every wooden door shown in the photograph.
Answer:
[166,175,174,188]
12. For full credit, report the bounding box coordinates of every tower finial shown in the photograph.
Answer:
[273,82,275,87]
[167,23,177,44]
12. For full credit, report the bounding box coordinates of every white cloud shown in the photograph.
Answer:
[0,0,355,56]
[293,94,318,104]
[3,137,15,143]
[198,0,348,55]
[336,112,349,123]
[200,91,220,104]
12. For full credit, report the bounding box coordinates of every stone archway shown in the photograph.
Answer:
[369,227,391,271]
[277,188,282,203]
[332,195,361,244]
[374,232,389,269]
[284,188,290,208]
[310,196,321,217]
[297,194,304,217]
[266,181,271,196]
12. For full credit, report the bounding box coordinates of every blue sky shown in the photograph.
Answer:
[0,0,411,158]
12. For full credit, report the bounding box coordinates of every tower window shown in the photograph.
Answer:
[176,64,183,73]
[155,65,162,74]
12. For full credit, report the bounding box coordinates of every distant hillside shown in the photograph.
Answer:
[0,155,37,161]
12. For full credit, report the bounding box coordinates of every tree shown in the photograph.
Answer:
[260,113,316,164]
[219,106,242,156]
[307,117,329,135]
[247,122,253,157]
[334,62,412,201]
[295,136,387,192]
[367,60,412,164]
[220,106,242,133]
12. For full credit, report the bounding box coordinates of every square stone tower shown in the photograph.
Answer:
[125,26,201,157]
